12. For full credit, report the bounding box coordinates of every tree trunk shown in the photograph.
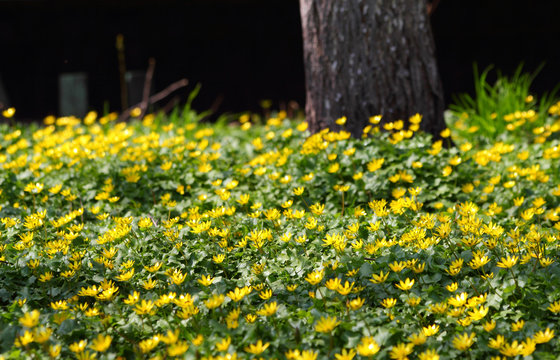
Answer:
[299,0,445,138]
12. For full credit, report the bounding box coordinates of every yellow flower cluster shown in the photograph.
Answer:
[0,106,559,359]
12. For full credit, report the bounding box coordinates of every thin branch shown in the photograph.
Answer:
[161,96,180,114]
[139,58,156,119]
[119,78,189,122]
[149,79,189,104]
[116,34,128,112]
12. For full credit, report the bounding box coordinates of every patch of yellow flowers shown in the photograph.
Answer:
[0,106,559,359]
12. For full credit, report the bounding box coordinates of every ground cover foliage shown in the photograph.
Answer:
[1,96,560,360]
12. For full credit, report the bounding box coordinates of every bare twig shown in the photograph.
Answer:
[139,58,156,119]
[119,78,189,122]
[116,34,128,112]
[209,94,224,116]
[149,79,189,104]
[161,96,180,114]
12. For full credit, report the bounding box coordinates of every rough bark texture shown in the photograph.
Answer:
[299,0,445,138]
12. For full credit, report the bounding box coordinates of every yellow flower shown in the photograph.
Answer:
[49,344,62,358]
[499,340,523,357]
[51,300,69,310]
[286,284,298,292]
[389,261,406,272]
[336,281,354,295]
[90,334,112,352]
[389,342,413,359]
[356,336,380,357]
[192,334,204,346]
[15,330,35,347]
[259,289,272,300]
[244,340,269,355]
[347,297,365,310]
[315,316,340,333]
[407,296,421,307]
[446,282,458,292]
[448,292,468,307]
[116,268,134,282]
[367,158,385,172]
[418,349,439,360]
[511,319,525,331]
[488,334,505,349]
[335,116,347,125]
[467,305,489,321]
[334,348,356,360]
[19,310,40,328]
[257,301,278,316]
[2,107,15,118]
[370,271,389,284]
[213,254,226,263]
[227,286,251,302]
[69,339,88,353]
[167,341,189,357]
[521,337,537,356]
[408,332,427,346]
[483,319,496,332]
[380,298,397,309]
[138,217,153,229]
[168,269,187,285]
[395,278,414,291]
[197,275,214,287]
[215,337,231,352]
[123,291,140,305]
[497,255,518,269]
[34,327,52,343]
[423,324,439,337]
[142,278,158,290]
[305,269,324,285]
[452,332,475,351]
[134,300,155,315]
[139,337,160,353]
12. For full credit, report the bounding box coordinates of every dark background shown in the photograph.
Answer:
[1,0,559,120]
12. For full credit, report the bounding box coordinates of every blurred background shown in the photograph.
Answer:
[1,0,559,121]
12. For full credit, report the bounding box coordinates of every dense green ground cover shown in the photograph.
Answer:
[1,98,560,359]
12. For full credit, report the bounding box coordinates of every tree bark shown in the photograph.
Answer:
[299,0,445,138]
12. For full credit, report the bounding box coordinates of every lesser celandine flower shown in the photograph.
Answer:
[422,324,439,337]
[215,337,231,352]
[512,319,525,331]
[69,339,88,353]
[380,298,397,309]
[395,278,415,291]
[347,297,365,310]
[305,269,324,285]
[315,316,340,333]
[548,300,560,313]
[356,336,380,357]
[370,271,389,284]
[244,340,269,355]
[2,107,15,118]
[197,275,214,287]
[533,328,554,343]
[452,332,475,351]
[19,310,40,328]
[497,255,518,268]
[90,334,112,352]
[389,342,414,359]
[257,301,278,316]
[418,349,439,360]
[334,348,356,360]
